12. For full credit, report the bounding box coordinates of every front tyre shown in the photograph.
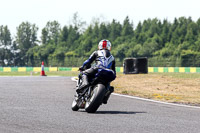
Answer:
[85,84,106,113]
[71,98,79,111]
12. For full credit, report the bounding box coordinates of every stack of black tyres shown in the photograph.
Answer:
[123,57,148,74]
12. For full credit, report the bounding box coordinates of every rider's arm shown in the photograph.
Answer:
[82,51,97,69]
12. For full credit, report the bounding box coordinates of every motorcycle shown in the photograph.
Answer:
[71,68,114,113]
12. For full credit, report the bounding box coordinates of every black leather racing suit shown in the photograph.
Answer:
[77,49,116,103]
[81,49,116,77]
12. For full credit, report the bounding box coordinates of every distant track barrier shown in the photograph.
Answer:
[0,67,200,73]
[148,67,200,73]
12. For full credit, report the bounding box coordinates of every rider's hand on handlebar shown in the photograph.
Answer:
[79,67,84,71]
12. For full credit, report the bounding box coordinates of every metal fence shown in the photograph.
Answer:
[1,57,200,67]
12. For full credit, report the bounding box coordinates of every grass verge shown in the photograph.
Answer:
[0,71,79,77]
[111,73,200,106]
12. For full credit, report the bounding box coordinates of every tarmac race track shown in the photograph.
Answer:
[0,77,199,133]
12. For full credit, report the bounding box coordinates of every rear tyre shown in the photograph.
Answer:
[85,84,106,113]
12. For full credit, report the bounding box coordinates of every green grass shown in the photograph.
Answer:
[152,73,200,79]
[0,72,37,76]
[113,72,200,106]
[1,71,200,78]
[0,71,79,77]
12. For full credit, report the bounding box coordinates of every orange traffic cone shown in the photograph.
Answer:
[40,61,46,76]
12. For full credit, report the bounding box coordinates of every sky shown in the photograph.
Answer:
[0,0,200,37]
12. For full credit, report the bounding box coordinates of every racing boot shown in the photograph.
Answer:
[76,74,89,94]
[103,86,114,104]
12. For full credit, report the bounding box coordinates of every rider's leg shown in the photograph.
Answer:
[76,67,98,93]
[76,74,89,93]
[103,86,114,104]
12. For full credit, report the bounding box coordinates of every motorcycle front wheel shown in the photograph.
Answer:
[71,95,79,111]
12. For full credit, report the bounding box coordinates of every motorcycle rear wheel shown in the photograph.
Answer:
[85,84,106,113]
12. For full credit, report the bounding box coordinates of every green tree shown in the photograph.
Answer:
[92,22,100,42]
[121,16,134,37]
[60,26,69,42]
[16,22,38,66]
[6,16,200,67]
[36,44,55,65]
[147,18,161,38]
[0,25,12,66]
[99,23,109,39]
[185,22,198,43]
[72,12,86,34]
[41,28,48,44]
[67,25,80,50]
[41,21,61,45]
[160,19,171,45]
[78,25,93,56]
[109,19,122,42]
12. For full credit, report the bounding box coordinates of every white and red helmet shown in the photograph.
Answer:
[98,40,111,51]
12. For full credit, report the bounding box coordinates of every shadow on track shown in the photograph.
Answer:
[95,111,147,114]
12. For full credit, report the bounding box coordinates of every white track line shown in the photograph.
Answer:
[112,93,200,109]
[71,77,78,82]
[71,77,200,109]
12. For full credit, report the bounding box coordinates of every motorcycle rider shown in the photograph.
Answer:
[76,39,116,104]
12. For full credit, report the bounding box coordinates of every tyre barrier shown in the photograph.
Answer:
[0,67,200,73]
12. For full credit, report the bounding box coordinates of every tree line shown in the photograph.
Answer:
[1,14,200,67]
